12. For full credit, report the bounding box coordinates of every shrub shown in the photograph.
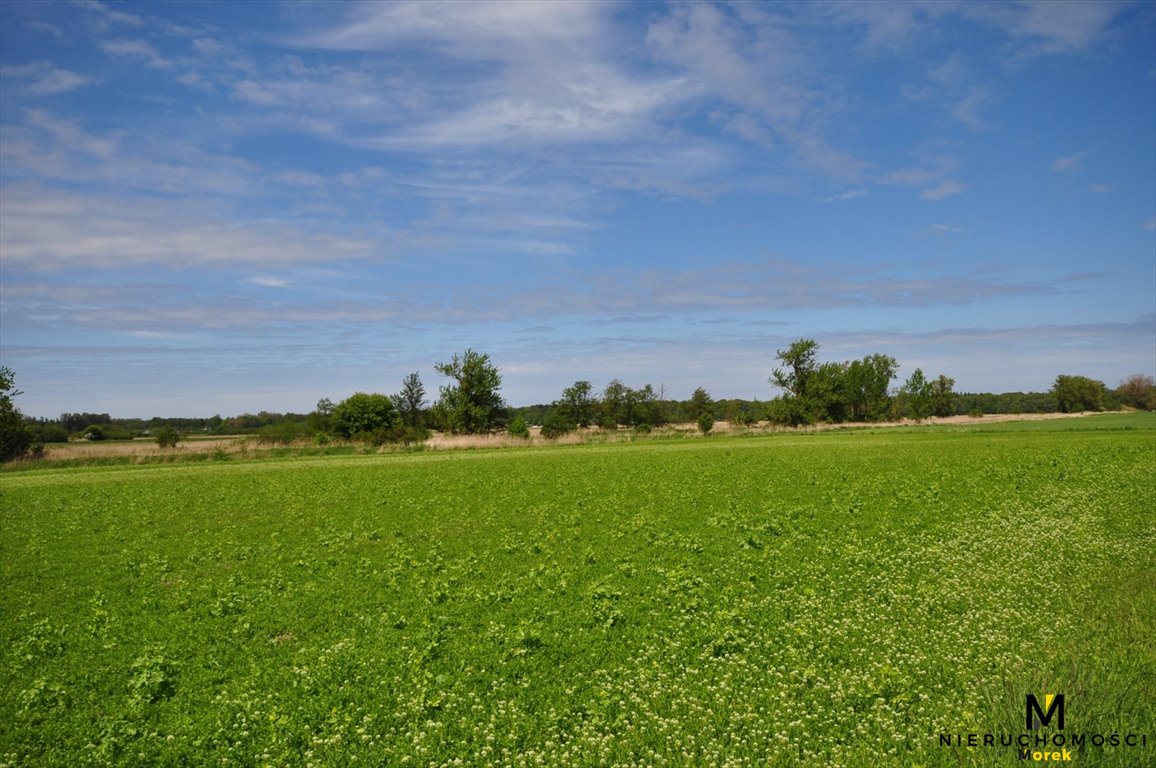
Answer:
[507,416,530,439]
[766,397,812,427]
[332,393,399,438]
[29,424,69,444]
[395,425,429,445]
[255,422,306,446]
[153,426,181,448]
[540,409,576,439]
[697,412,714,435]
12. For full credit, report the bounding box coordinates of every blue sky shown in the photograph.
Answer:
[1,0,1153,418]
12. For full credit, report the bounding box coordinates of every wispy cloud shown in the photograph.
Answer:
[1006,0,1129,56]
[903,53,992,131]
[919,180,968,201]
[815,189,868,204]
[99,39,172,70]
[0,185,377,271]
[1052,150,1087,172]
[0,62,97,95]
[248,276,291,289]
[646,2,869,180]
[79,0,146,29]
[1144,217,1156,232]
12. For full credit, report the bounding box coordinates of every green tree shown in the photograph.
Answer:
[433,349,505,434]
[601,379,630,427]
[394,372,427,430]
[769,339,822,425]
[0,367,33,462]
[332,393,400,439]
[771,339,819,398]
[1052,375,1105,413]
[844,354,898,422]
[559,380,597,427]
[308,397,335,435]
[900,368,933,421]
[929,374,956,417]
[632,384,660,427]
[688,387,713,422]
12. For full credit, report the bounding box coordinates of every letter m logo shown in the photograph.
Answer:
[1026,693,1064,730]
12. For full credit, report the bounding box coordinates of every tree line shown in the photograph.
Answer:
[2,346,1154,460]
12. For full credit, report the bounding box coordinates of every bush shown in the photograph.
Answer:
[507,416,530,439]
[697,412,714,435]
[732,409,759,427]
[154,426,181,448]
[255,422,306,446]
[540,409,576,439]
[79,424,134,441]
[29,424,69,444]
[332,393,399,438]
[766,397,812,427]
[395,425,429,445]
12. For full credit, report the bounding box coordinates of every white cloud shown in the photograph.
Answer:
[825,1,932,53]
[1013,0,1127,54]
[815,189,868,204]
[175,71,215,92]
[80,0,146,28]
[919,180,968,201]
[0,185,376,271]
[1144,217,1156,232]
[646,3,868,180]
[1089,184,1112,194]
[0,62,97,95]
[30,68,95,94]
[1,109,265,200]
[1052,150,1087,172]
[99,39,171,70]
[950,87,991,131]
[248,276,291,289]
[927,224,969,235]
[302,0,608,54]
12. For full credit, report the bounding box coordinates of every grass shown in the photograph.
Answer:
[1,418,1153,767]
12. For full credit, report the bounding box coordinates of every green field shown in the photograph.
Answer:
[2,415,1153,767]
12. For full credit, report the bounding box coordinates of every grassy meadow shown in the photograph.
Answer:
[1,414,1153,767]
